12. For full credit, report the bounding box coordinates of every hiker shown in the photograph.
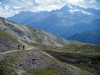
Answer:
[23,45,25,50]
[18,45,20,50]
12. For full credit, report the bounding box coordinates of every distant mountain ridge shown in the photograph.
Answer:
[68,29,100,45]
[8,5,100,45]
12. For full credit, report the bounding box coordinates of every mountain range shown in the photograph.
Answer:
[8,5,100,36]
[8,5,100,45]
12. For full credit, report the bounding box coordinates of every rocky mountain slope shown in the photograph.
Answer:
[0,29,19,52]
[0,18,20,52]
[0,17,69,52]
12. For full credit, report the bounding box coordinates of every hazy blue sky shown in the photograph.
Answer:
[0,0,100,18]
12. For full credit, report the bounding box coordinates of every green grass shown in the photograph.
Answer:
[29,42,100,55]
[0,61,17,75]
[27,42,59,50]
[0,30,18,43]
[23,68,65,75]
[44,50,100,75]
[0,30,20,51]
[44,43,100,55]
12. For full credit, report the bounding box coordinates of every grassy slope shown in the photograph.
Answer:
[23,68,65,75]
[0,60,65,75]
[0,61,17,75]
[0,43,97,75]
[44,43,100,55]
[0,50,66,75]
[0,46,95,75]
[0,30,18,43]
[27,42,100,75]
[43,43,100,75]
[0,30,20,52]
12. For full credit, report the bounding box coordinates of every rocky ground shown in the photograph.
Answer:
[0,47,94,75]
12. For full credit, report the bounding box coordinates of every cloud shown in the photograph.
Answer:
[69,9,93,15]
[74,0,100,9]
[0,0,99,18]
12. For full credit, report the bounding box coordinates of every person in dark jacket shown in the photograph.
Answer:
[23,45,25,50]
[18,45,20,50]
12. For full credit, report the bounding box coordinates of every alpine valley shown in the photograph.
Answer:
[0,4,100,75]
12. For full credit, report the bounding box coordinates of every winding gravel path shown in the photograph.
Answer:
[0,46,34,55]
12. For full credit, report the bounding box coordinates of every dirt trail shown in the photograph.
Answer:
[0,47,34,55]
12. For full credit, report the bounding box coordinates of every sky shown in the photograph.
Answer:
[0,0,100,18]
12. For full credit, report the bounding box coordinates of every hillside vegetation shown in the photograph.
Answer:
[43,43,100,75]
[0,29,19,52]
